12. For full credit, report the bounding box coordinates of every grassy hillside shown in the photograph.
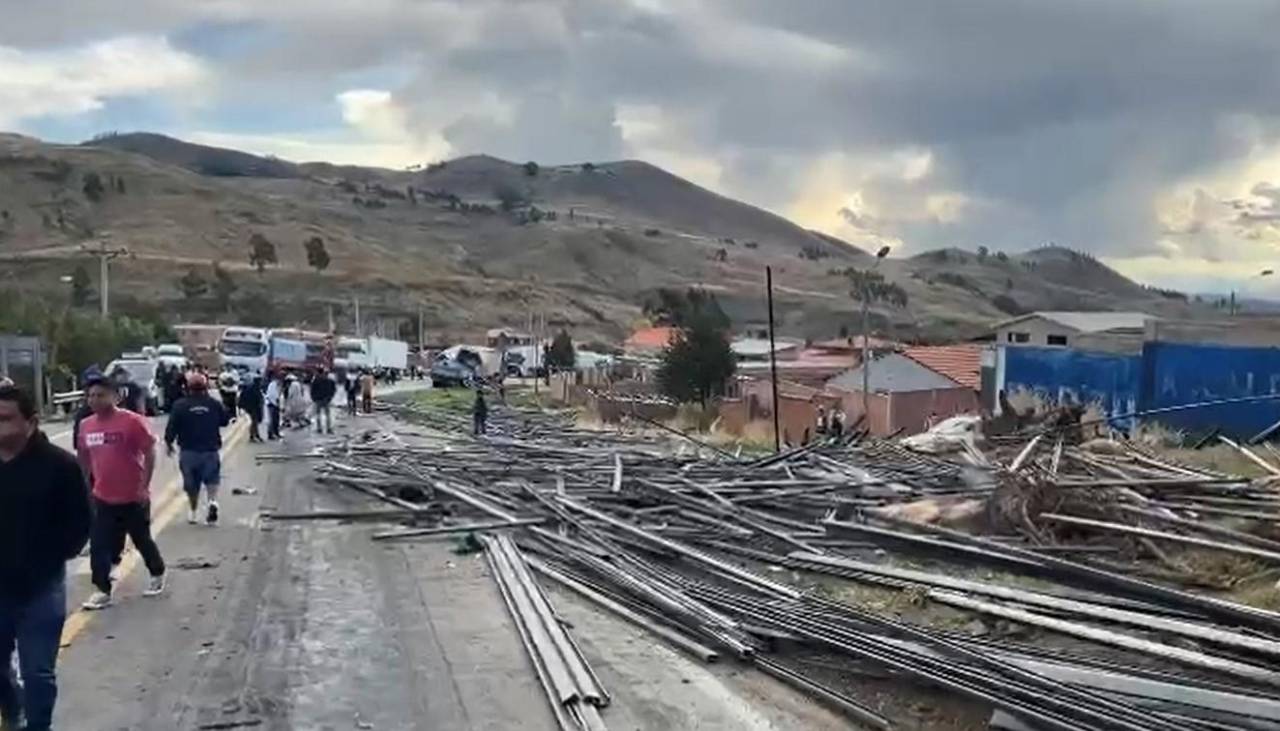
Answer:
[0,132,1209,345]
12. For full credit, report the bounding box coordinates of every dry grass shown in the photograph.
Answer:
[1129,421,1186,448]
[1230,581,1280,611]
[1176,550,1265,589]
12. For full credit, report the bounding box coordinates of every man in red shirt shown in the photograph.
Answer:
[76,376,166,610]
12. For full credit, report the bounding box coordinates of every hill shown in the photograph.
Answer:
[0,132,1209,344]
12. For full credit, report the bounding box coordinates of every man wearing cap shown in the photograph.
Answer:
[165,373,230,526]
[77,375,166,611]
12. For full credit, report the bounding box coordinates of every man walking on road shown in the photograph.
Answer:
[309,368,337,435]
[165,373,230,525]
[0,386,91,731]
[472,390,489,436]
[240,375,264,443]
[343,371,359,417]
[265,371,283,441]
[217,367,240,421]
[77,376,166,611]
[359,369,375,415]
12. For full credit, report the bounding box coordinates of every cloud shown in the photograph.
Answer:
[0,36,206,128]
[9,1,1280,291]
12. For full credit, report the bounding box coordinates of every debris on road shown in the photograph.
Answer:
[278,397,1280,730]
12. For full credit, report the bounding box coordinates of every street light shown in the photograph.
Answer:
[862,245,891,425]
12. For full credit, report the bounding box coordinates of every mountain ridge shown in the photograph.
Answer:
[0,131,1210,342]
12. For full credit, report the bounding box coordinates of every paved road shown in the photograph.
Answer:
[50,395,850,731]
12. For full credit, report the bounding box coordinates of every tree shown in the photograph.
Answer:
[523,161,540,177]
[248,233,277,274]
[495,183,526,212]
[545,330,576,371]
[580,162,596,173]
[82,172,105,202]
[70,265,92,307]
[178,268,208,300]
[846,269,909,308]
[977,245,989,260]
[304,236,331,272]
[657,315,736,407]
[643,288,730,330]
[212,262,237,312]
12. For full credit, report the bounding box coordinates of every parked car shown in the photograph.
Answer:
[430,349,484,388]
[105,358,162,415]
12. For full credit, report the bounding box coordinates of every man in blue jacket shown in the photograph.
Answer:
[0,385,92,731]
[165,373,230,525]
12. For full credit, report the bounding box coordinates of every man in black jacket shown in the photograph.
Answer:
[165,373,230,525]
[239,375,264,443]
[309,368,337,435]
[0,385,92,731]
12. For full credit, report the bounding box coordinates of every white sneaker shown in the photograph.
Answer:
[187,507,198,525]
[82,591,112,610]
[143,574,166,597]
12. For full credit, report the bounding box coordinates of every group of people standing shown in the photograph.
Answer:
[815,405,847,441]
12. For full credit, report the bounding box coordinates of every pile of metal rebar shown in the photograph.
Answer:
[287,400,1280,731]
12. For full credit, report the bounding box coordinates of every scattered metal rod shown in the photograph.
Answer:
[527,556,720,663]
[929,590,1280,687]
[1040,512,1280,565]
[262,508,435,522]
[372,517,546,541]
[752,657,893,730]
[825,517,1280,633]
[1115,504,1280,553]
[1218,435,1280,477]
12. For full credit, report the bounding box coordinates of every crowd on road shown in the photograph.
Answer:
[0,358,386,731]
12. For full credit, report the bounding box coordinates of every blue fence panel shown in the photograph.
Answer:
[1002,347,1141,426]
[1143,342,1280,439]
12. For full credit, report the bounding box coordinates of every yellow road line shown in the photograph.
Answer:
[60,419,250,649]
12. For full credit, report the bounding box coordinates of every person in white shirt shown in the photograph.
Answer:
[217,367,241,420]
[265,371,283,440]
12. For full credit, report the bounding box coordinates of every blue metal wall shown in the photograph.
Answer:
[1142,342,1280,438]
[994,343,1280,438]
[1000,347,1141,426]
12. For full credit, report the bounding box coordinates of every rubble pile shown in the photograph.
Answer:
[271,399,1280,731]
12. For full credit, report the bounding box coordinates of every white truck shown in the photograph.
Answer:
[218,327,271,376]
[336,336,409,373]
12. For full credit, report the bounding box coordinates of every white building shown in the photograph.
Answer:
[990,311,1152,348]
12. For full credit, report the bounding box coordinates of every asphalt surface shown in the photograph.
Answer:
[48,389,853,731]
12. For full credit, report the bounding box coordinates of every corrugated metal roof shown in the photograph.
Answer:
[902,345,981,390]
[827,352,963,393]
[730,338,803,358]
[993,311,1152,334]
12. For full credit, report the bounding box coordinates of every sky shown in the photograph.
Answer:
[3,0,1280,295]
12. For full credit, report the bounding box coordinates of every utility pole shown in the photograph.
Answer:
[861,246,892,426]
[418,305,425,348]
[80,240,129,319]
[354,296,362,337]
[766,266,781,453]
